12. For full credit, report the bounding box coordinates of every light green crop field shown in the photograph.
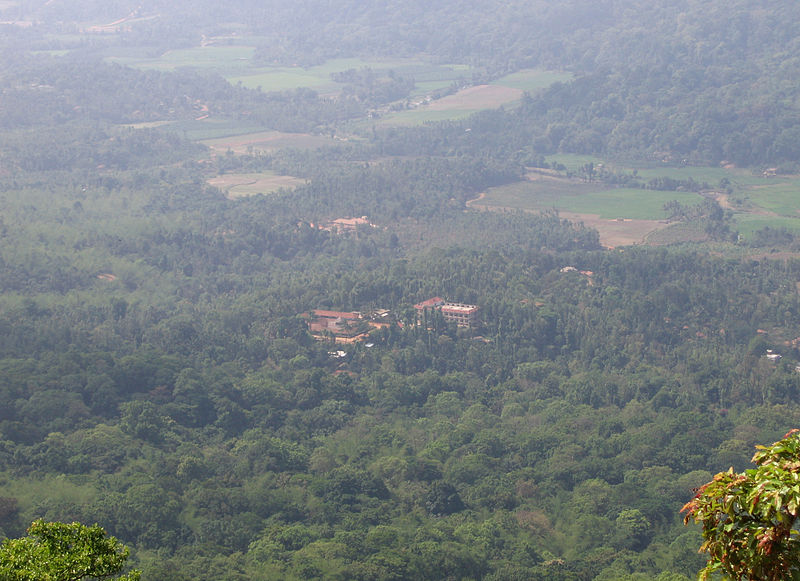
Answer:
[744,180,800,216]
[523,156,800,243]
[545,155,771,187]
[481,179,703,220]
[229,58,469,92]
[162,118,275,141]
[556,189,704,219]
[376,70,567,127]
[107,45,257,71]
[107,48,471,94]
[735,214,800,238]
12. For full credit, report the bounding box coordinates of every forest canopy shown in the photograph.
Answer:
[0,1,799,579]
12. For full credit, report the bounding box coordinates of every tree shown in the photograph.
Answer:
[0,519,140,581]
[682,429,800,581]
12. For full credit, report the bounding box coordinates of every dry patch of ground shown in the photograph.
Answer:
[467,189,673,249]
[201,131,334,154]
[559,213,672,248]
[425,84,524,111]
[207,172,307,198]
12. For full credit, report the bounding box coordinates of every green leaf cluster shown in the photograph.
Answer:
[683,430,800,580]
[0,519,140,581]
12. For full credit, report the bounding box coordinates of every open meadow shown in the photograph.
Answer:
[375,69,571,126]
[475,175,703,219]
[537,155,800,243]
[105,48,473,95]
[200,130,335,154]
[471,174,702,247]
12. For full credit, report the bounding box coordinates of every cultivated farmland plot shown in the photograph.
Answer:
[474,158,800,247]
[207,172,307,198]
[200,130,335,154]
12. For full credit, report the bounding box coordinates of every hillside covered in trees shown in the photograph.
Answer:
[4,0,800,166]
[1,1,800,579]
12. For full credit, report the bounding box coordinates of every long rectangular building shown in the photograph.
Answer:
[441,303,479,327]
[414,298,479,327]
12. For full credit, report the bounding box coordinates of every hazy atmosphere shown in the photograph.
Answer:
[1,1,800,579]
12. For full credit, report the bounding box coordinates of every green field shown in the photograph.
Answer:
[230,58,471,92]
[156,118,274,141]
[556,189,703,219]
[744,180,800,216]
[735,214,800,238]
[480,179,704,220]
[105,49,472,94]
[106,45,257,71]
[545,155,768,186]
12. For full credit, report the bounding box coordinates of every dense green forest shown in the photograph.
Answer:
[2,1,800,579]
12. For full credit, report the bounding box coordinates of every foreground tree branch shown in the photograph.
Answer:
[682,429,800,581]
[0,520,140,581]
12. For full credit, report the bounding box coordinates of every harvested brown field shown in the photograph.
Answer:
[425,84,523,111]
[558,212,673,248]
[201,131,335,154]
[207,172,307,198]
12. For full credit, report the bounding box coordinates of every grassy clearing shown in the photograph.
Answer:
[480,178,703,220]
[200,130,335,154]
[557,189,703,220]
[634,165,735,184]
[107,48,471,95]
[121,120,173,130]
[545,155,771,187]
[106,45,256,71]
[425,85,523,110]
[229,58,468,93]
[644,222,709,245]
[735,215,800,238]
[165,118,275,141]
[207,171,307,197]
[377,70,566,127]
[375,84,523,126]
[745,180,800,216]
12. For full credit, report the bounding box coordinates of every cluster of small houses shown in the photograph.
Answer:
[764,349,800,374]
[303,297,479,345]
